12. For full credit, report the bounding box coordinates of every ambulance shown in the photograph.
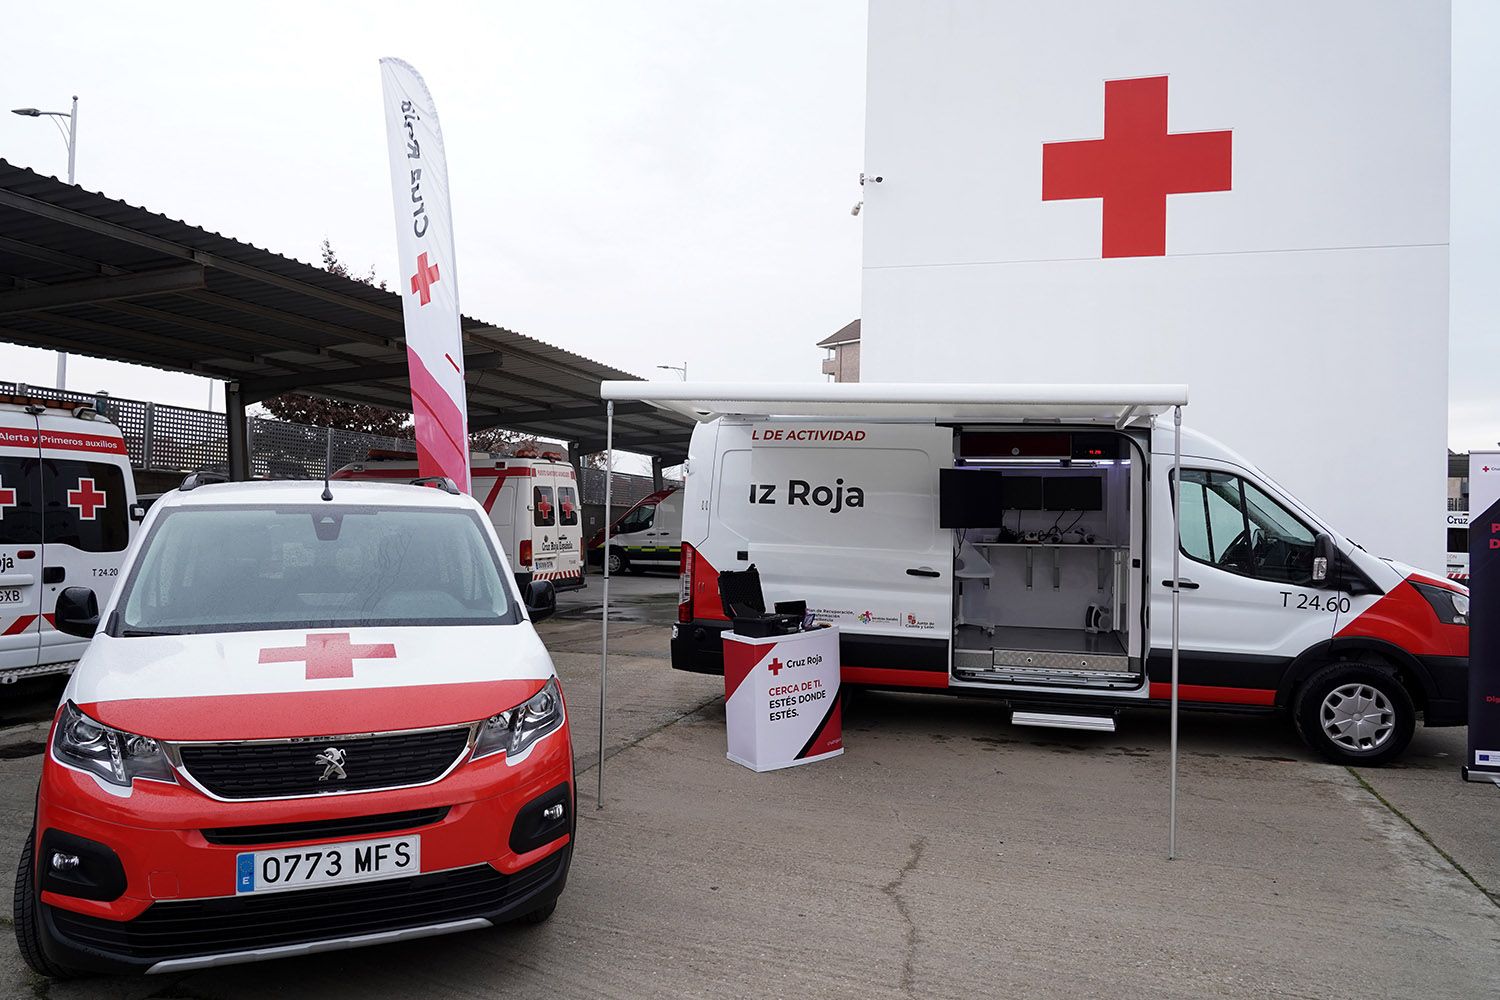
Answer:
[14,475,573,976]
[588,486,683,575]
[1,397,141,684]
[603,382,1469,766]
[334,448,585,592]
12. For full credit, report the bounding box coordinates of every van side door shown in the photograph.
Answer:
[1153,464,1335,703]
[0,413,43,672]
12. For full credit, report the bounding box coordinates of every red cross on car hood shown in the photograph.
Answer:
[68,625,556,742]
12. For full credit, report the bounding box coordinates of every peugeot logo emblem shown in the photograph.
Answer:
[315,746,348,782]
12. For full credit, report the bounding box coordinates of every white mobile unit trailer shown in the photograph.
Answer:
[602,382,1469,766]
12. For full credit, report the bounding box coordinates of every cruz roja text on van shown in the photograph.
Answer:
[748,479,865,513]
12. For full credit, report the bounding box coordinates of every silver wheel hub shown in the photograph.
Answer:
[1320,682,1395,753]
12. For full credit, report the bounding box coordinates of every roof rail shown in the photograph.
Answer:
[410,476,461,495]
[179,471,230,492]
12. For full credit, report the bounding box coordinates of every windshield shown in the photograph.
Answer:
[118,505,520,634]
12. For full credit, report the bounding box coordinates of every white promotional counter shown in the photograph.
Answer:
[722,626,843,772]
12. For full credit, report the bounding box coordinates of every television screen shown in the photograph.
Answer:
[1043,476,1103,512]
[1002,475,1043,510]
[939,469,1003,527]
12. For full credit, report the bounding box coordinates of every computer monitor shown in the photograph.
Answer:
[1043,476,1103,512]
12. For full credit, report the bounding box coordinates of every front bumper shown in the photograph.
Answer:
[33,727,573,975]
[1418,654,1468,727]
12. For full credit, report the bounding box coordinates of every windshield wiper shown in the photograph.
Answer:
[119,627,182,637]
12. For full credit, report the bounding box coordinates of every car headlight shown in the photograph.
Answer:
[472,677,564,762]
[1411,581,1468,626]
[52,702,177,787]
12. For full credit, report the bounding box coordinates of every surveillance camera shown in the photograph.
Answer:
[850,201,862,217]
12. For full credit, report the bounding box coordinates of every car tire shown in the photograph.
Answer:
[1293,661,1415,766]
[513,901,556,926]
[606,550,627,576]
[13,827,77,980]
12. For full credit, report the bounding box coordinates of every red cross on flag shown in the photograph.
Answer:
[381,58,471,495]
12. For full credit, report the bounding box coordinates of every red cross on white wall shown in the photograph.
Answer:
[1043,76,1232,258]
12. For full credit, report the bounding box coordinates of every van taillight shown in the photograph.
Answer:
[520,540,533,568]
[678,543,695,624]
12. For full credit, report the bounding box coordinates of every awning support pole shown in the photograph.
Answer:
[1169,404,1182,860]
[225,381,249,482]
[597,400,613,810]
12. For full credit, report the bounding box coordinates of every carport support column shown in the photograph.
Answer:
[1169,404,1183,860]
[598,401,613,810]
[225,380,250,482]
[651,456,664,492]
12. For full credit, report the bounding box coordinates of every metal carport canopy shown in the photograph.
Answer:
[0,160,695,466]
[596,379,1193,860]
[601,380,1189,427]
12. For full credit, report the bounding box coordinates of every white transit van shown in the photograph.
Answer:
[588,486,683,575]
[334,448,585,592]
[1,397,141,683]
[605,383,1469,766]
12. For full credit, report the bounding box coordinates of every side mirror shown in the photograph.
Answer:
[525,579,557,623]
[54,587,100,639]
[1312,532,1336,584]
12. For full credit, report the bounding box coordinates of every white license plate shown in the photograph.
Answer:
[235,834,420,895]
[0,589,22,605]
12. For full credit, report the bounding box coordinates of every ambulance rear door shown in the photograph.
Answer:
[35,411,134,666]
[0,409,43,672]
[718,420,954,686]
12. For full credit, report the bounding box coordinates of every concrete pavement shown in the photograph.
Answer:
[1,576,1496,998]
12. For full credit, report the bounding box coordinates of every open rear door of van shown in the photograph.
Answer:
[0,408,43,675]
[718,420,954,690]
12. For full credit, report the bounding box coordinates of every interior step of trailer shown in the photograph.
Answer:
[955,663,1137,689]
[1011,711,1117,733]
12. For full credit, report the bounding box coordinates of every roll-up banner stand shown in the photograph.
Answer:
[1465,451,1500,784]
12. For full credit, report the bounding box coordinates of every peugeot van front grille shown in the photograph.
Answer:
[176,726,472,800]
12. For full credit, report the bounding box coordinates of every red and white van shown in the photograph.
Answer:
[605,382,1468,766]
[334,448,585,592]
[1,397,140,684]
[14,475,573,976]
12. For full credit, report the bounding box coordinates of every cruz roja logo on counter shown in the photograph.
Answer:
[748,479,865,513]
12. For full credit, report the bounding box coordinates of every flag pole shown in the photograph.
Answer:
[1169,403,1183,860]
[597,400,613,810]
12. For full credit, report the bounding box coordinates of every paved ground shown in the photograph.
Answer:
[1,574,1497,998]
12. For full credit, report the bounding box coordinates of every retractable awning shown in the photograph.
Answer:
[600,381,1188,428]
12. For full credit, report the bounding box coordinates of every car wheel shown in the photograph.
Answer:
[1293,661,1415,766]
[513,901,556,926]
[13,827,77,979]
[606,550,627,575]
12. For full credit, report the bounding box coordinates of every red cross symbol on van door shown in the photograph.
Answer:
[409,252,441,306]
[0,478,15,519]
[67,478,107,520]
[259,633,397,680]
[1042,76,1232,258]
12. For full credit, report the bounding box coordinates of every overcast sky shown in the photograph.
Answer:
[1,1,1494,451]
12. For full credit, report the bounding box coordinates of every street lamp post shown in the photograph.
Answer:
[656,362,688,381]
[11,96,79,388]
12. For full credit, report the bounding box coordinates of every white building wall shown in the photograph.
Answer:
[861,0,1450,568]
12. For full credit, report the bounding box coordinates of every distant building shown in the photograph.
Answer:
[818,319,860,382]
[1449,451,1469,511]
